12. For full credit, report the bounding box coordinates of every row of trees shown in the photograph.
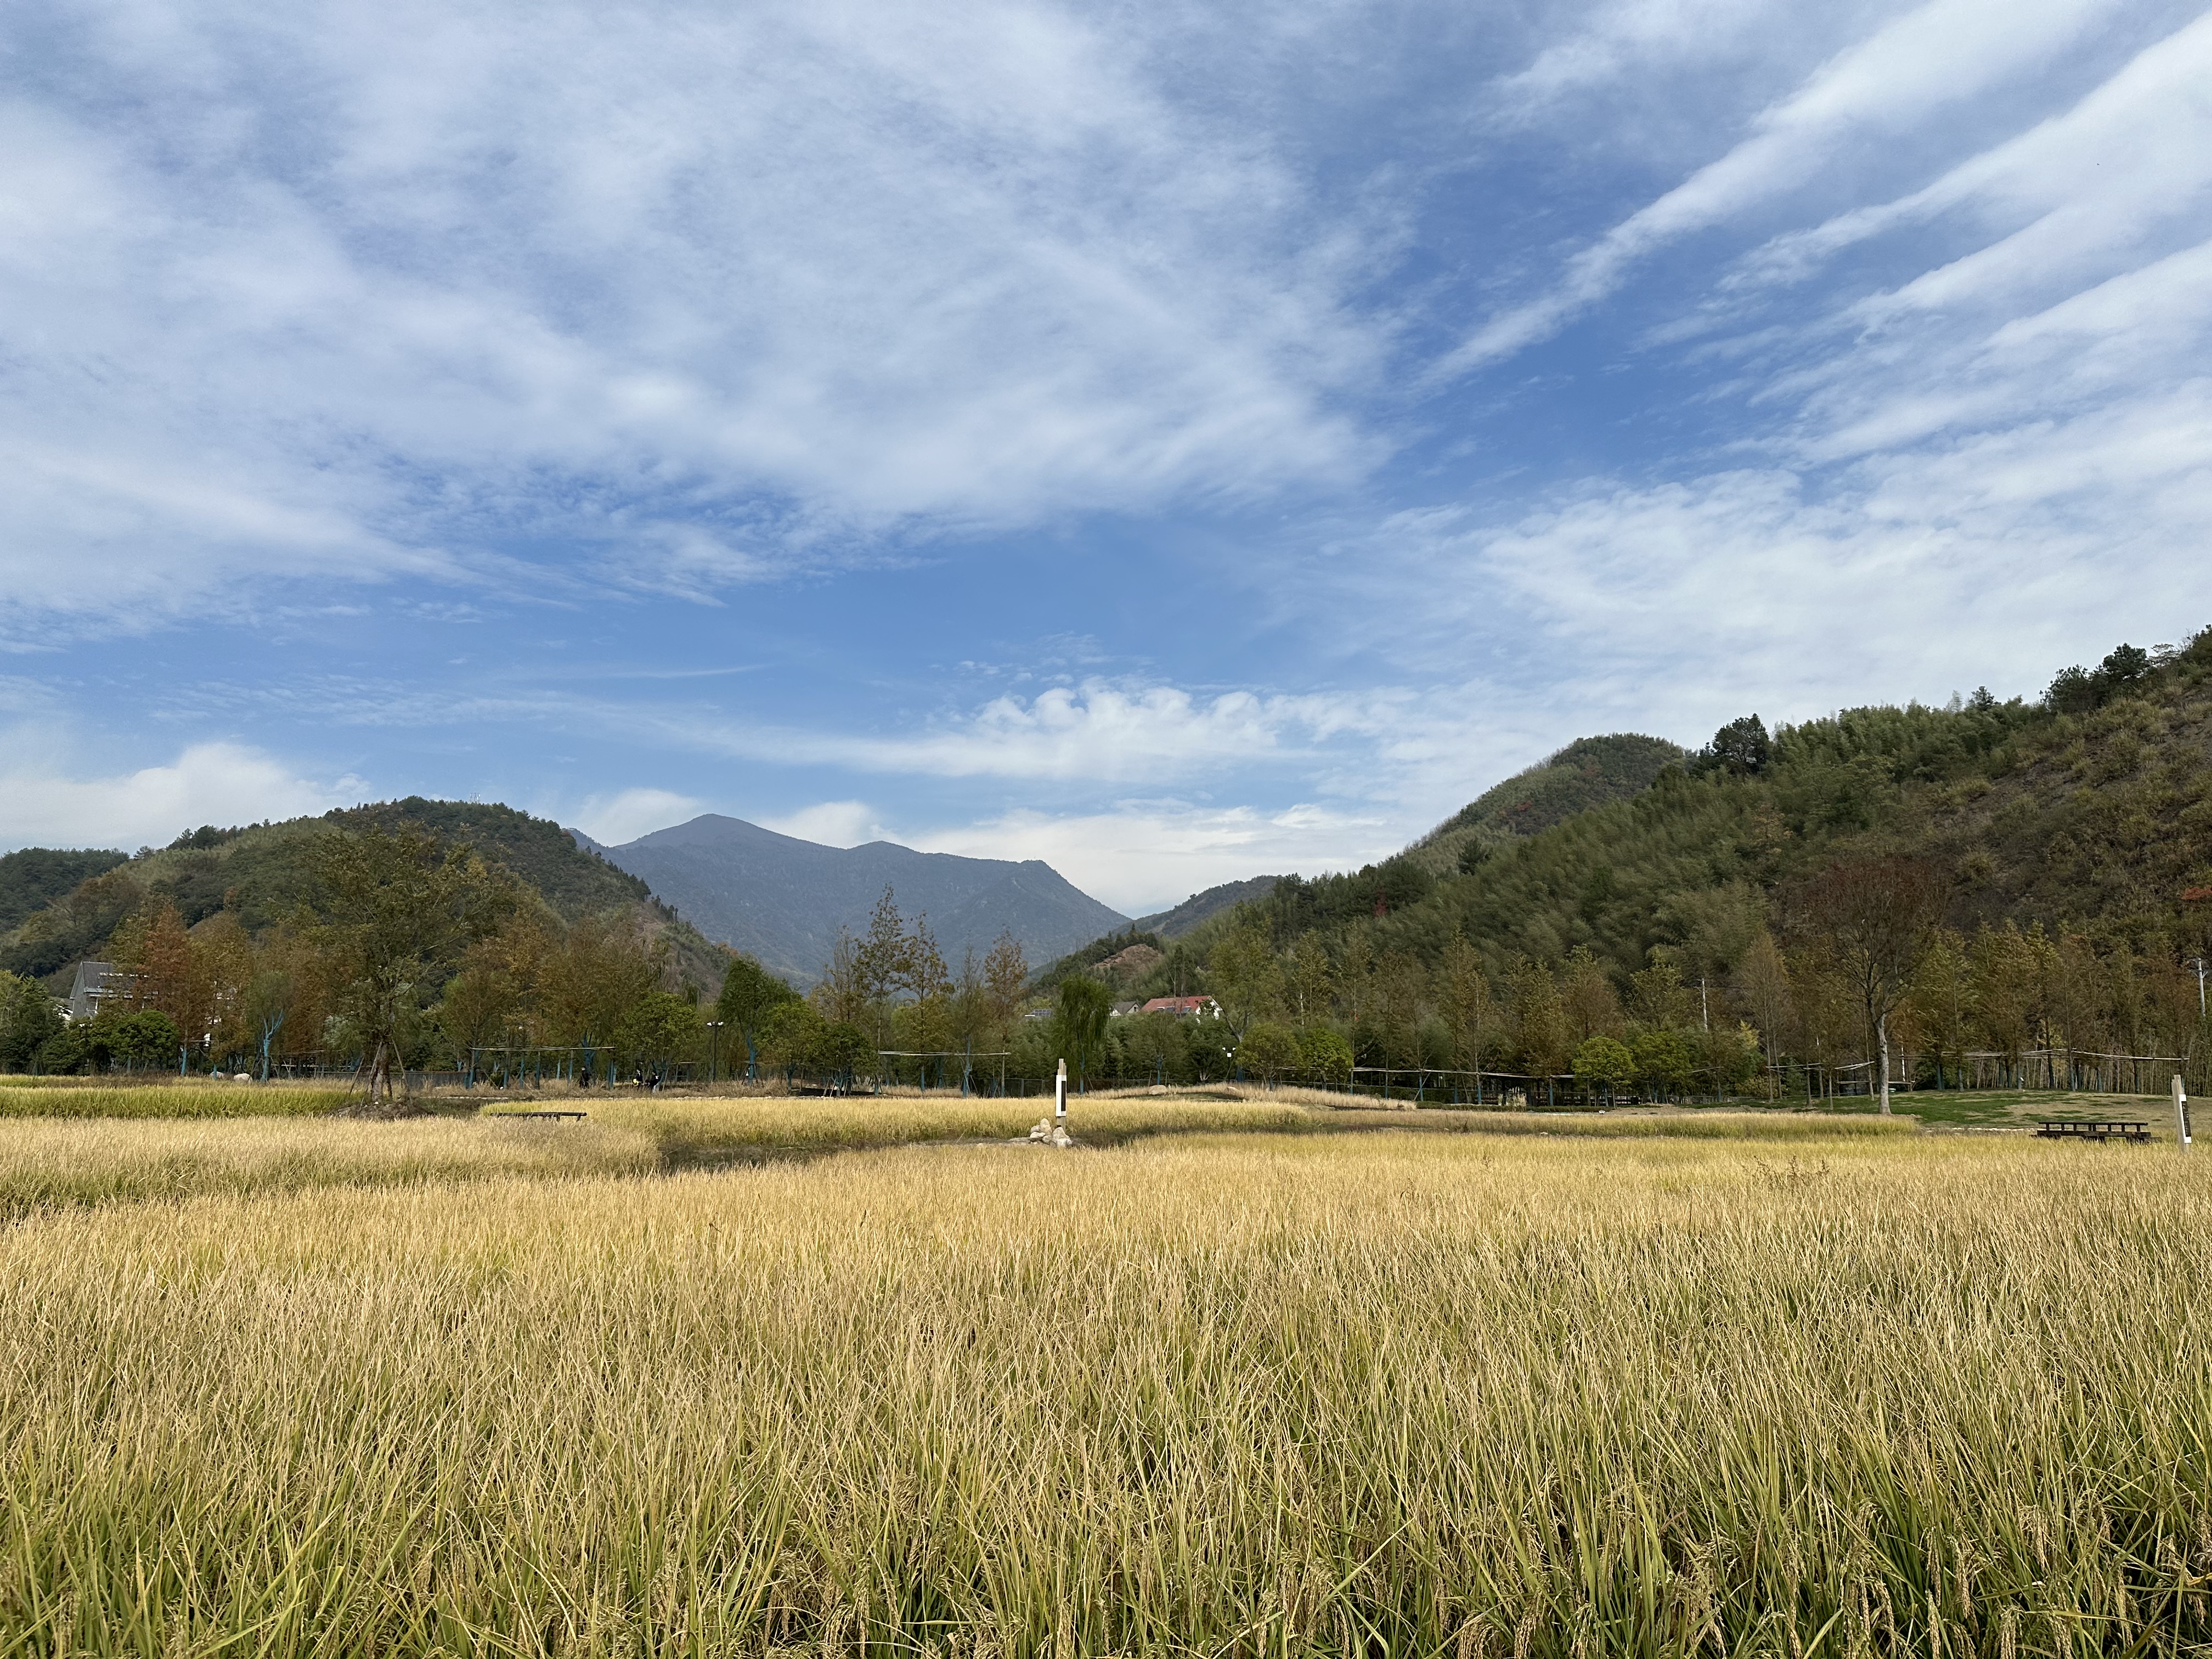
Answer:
[0,826,726,1104]
[10,824,2202,1111]
[1118,853,2209,1107]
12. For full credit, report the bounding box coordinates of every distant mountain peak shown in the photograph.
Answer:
[583,813,1127,984]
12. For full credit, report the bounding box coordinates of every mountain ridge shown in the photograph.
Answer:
[577,814,1128,984]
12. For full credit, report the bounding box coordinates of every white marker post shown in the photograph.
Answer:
[1054,1058,1068,1125]
[2175,1074,2192,1149]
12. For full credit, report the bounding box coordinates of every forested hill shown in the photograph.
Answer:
[0,798,731,990]
[1132,876,1282,939]
[0,847,128,935]
[1226,630,2212,989]
[1411,733,1686,873]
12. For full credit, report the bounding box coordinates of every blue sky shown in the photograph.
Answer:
[4,0,2209,915]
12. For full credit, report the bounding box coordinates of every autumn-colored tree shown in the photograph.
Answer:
[1908,929,1972,1088]
[111,900,195,1028]
[812,929,870,1028]
[980,930,1029,1043]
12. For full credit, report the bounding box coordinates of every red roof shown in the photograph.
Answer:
[1140,995,1217,1014]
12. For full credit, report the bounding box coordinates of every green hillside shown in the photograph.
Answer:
[1,799,727,990]
[1042,628,2212,1097]
[1412,732,1686,873]
[1131,875,1280,939]
[0,848,128,935]
[1344,652,2209,984]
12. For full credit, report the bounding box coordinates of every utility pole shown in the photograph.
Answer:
[2189,957,2207,1018]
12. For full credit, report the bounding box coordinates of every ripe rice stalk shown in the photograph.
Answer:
[0,1132,2202,1654]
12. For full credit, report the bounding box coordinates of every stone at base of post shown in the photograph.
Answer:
[2176,1074,2192,1149]
[1054,1058,1068,1122]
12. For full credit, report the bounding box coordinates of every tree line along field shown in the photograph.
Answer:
[0,1102,2206,1656]
[5,631,2212,1113]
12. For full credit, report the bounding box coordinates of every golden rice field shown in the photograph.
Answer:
[1,1114,2205,1657]
[0,1079,353,1119]
[0,1091,1909,1216]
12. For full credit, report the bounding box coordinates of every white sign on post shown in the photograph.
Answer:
[2176,1074,2192,1149]
[1054,1058,1068,1122]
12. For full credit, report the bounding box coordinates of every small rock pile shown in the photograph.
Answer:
[1017,1118,1076,1149]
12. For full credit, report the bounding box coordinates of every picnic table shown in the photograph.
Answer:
[2034,1119,2152,1144]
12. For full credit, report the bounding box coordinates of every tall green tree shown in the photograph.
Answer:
[313,824,511,1112]
[614,991,704,1077]
[1282,934,1334,1029]
[1802,856,1949,1114]
[1208,918,1280,1045]
[0,971,64,1073]
[1236,1020,1300,1087]
[1054,975,1114,1092]
[715,952,797,1080]
[1437,929,1496,1076]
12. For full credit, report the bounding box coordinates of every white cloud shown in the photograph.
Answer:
[1447,0,2125,371]
[1741,11,2212,314]
[0,740,352,851]
[0,0,1391,632]
[1495,0,1815,110]
[759,801,884,848]
[912,799,1398,916]
[1384,383,2212,730]
[672,679,1406,785]
[569,788,704,847]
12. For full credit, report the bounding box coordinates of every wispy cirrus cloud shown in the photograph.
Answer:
[1734,12,2212,309]
[0,0,1394,635]
[9,0,2209,891]
[1445,0,2131,373]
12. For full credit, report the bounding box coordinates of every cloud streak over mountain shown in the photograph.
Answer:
[4,0,2206,911]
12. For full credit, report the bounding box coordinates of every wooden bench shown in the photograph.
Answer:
[495,1110,588,1122]
[2034,1119,2151,1144]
